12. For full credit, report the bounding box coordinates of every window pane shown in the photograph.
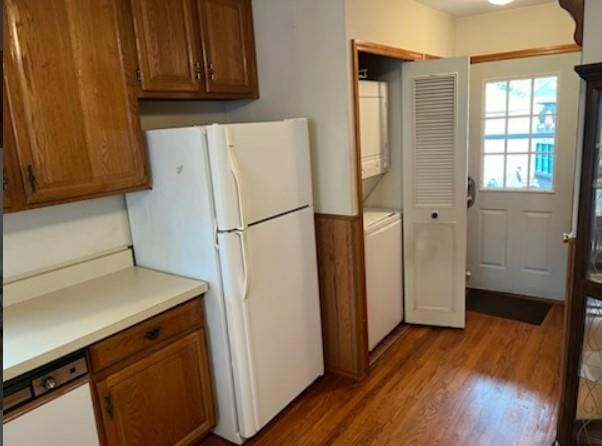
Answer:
[532,114,556,136]
[505,154,529,188]
[532,137,555,155]
[533,76,557,115]
[508,79,532,116]
[508,117,531,135]
[484,138,505,153]
[483,155,505,189]
[485,81,507,118]
[530,154,554,190]
[507,138,530,153]
[485,118,506,136]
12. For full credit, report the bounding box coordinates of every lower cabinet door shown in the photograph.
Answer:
[95,330,215,446]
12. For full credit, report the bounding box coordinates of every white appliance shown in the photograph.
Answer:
[126,119,324,444]
[359,80,389,179]
[364,209,403,350]
[3,353,99,446]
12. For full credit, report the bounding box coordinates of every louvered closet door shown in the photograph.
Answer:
[402,58,469,328]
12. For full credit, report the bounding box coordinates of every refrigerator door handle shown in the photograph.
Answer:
[227,142,247,230]
[237,230,250,301]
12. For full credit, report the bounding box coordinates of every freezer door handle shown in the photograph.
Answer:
[227,141,247,230]
[237,231,250,301]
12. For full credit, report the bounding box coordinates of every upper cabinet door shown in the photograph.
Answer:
[196,0,258,96]
[4,0,149,205]
[130,0,202,94]
[3,83,25,213]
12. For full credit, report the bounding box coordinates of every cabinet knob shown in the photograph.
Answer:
[144,327,161,340]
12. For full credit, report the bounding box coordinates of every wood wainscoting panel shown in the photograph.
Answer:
[315,213,369,381]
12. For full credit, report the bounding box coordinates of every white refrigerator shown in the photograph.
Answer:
[126,119,324,444]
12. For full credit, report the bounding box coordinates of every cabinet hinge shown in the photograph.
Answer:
[105,396,114,419]
[136,68,142,83]
[26,165,37,192]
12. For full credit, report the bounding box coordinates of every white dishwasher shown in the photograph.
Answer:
[364,209,403,351]
[3,352,100,446]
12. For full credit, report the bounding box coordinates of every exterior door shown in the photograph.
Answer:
[402,57,469,328]
[196,0,258,95]
[467,53,580,300]
[130,0,202,93]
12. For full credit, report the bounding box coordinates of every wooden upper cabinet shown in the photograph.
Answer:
[196,0,258,96]
[96,330,215,446]
[130,0,202,94]
[4,0,149,207]
[3,79,25,213]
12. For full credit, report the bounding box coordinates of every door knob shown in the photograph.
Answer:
[431,210,439,219]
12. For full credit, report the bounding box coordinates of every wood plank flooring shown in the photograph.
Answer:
[201,306,564,446]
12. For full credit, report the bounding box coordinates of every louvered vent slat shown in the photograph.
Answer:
[414,75,456,207]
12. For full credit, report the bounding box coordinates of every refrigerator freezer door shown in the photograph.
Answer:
[207,119,313,231]
[217,206,323,438]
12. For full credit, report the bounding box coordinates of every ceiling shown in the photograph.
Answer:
[417,0,557,17]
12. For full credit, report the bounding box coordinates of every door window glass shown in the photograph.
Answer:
[482,76,558,191]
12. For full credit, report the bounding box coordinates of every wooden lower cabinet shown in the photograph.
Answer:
[91,303,215,446]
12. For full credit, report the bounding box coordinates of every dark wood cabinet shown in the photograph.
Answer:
[3,88,25,213]
[130,0,258,99]
[130,0,202,94]
[4,0,149,210]
[556,63,602,445]
[196,0,258,96]
[3,58,26,213]
[91,299,215,446]
[96,331,214,446]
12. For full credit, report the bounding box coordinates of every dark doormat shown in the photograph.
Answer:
[466,288,553,325]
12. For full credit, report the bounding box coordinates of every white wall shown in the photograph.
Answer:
[346,0,456,57]
[139,101,227,130]
[226,0,356,215]
[3,197,131,279]
[582,0,602,64]
[455,3,575,56]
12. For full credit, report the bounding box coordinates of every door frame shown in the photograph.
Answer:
[347,40,438,378]
[341,40,581,380]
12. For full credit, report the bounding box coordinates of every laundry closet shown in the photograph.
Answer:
[357,52,405,354]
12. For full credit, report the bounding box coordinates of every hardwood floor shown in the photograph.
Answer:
[202,306,564,446]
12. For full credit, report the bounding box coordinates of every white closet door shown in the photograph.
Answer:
[402,58,469,328]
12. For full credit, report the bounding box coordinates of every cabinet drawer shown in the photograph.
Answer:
[89,299,203,372]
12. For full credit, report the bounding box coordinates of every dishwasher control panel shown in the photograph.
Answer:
[3,351,88,414]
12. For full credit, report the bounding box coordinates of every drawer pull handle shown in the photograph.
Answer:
[144,327,161,340]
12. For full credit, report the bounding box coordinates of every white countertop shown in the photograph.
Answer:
[3,266,208,381]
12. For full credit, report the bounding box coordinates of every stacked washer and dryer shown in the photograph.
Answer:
[359,79,404,351]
